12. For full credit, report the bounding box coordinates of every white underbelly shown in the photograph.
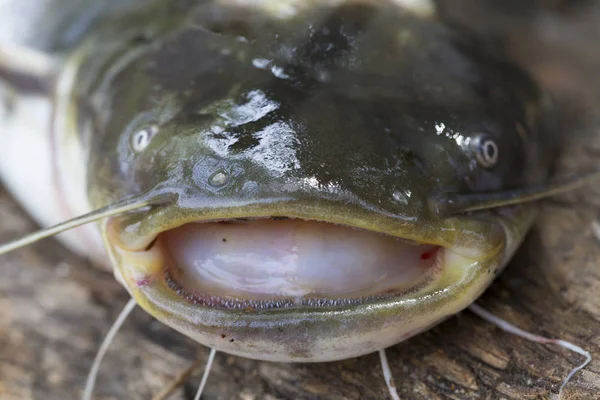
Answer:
[0,83,107,265]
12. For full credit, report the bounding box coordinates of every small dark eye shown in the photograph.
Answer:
[471,134,498,168]
[131,124,159,153]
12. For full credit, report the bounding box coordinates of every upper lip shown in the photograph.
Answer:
[104,187,504,264]
[108,211,503,263]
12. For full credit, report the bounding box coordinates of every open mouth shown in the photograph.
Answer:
[106,209,507,361]
[161,219,443,307]
[113,217,448,309]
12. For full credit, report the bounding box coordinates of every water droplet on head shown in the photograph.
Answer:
[392,191,409,205]
[252,58,271,69]
[271,65,290,79]
[434,122,445,135]
[209,169,230,187]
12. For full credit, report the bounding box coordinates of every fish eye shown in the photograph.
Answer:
[471,134,498,168]
[131,125,159,153]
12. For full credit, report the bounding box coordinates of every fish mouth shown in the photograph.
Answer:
[103,202,513,362]
[161,219,443,308]
[108,208,504,310]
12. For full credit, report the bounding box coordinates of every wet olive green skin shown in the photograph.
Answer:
[56,1,557,360]
[60,0,555,211]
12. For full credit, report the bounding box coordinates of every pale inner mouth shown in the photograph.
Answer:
[160,219,442,302]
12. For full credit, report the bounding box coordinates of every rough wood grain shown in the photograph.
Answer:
[437,0,600,110]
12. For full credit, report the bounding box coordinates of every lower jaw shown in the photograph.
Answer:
[125,247,496,362]
[110,219,500,362]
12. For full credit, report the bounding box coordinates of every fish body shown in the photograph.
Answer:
[0,0,142,263]
[0,0,558,390]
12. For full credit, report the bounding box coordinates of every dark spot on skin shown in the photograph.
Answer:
[222,238,227,242]
[133,357,143,368]
[493,268,499,275]
[219,218,248,225]
[221,333,226,339]
[229,338,235,342]
[278,327,284,333]
[202,19,255,40]
[129,32,153,45]
[420,249,436,260]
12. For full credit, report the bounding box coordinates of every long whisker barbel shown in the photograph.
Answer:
[83,298,137,400]
[0,192,177,255]
[435,167,600,216]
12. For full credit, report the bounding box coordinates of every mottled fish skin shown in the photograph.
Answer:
[0,0,559,363]
[72,2,553,207]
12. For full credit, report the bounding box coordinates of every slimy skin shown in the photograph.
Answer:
[0,0,557,363]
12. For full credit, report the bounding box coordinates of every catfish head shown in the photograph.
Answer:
[76,2,556,362]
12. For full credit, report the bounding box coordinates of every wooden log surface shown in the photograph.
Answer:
[3,2,600,400]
